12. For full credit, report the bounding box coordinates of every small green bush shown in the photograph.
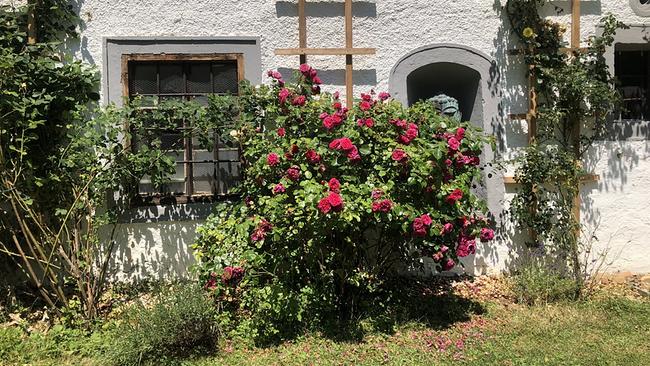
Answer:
[512,264,579,305]
[104,284,218,366]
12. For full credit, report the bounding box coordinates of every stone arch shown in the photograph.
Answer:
[388,43,498,130]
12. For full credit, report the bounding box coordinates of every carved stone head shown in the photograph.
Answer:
[428,94,461,121]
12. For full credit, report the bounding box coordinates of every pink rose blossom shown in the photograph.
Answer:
[328,178,341,192]
[391,149,408,162]
[267,153,280,166]
[441,223,454,235]
[442,258,456,271]
[446,189,463,204]
[378,91,391,101]
[305,149,321,164]
[278,88,290,104]
[299,63,311,74]
[326,192,344,212]
[292,95,306,106]
[272,183,286,194]
[447,137,460,151]
[286,166,301,181]
[480,227,495,242]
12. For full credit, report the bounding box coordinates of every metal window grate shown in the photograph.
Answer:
[126,55,242,201]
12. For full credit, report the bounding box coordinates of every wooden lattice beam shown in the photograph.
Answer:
[274,0,376,107]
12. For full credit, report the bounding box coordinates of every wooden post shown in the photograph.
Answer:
[27,0,37,44]
[345,0,354,107]
[571,0,582,240]
[298,0,307,65]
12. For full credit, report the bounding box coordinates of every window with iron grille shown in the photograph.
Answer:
[122,54,243,203]
[615,46,650,121]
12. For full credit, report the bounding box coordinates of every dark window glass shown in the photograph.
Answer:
[615,48,649,120]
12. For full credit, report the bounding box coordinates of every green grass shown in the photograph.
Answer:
[2,295,649,365]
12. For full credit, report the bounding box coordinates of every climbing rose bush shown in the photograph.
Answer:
[193,65,494,342]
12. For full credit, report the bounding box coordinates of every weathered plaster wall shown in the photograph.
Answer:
[67,0,650,280]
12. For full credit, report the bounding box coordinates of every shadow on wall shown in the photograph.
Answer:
[490,0,646,274]
[277,67,377,87]
[99,221,201,283]
[275,1,377,18]
[65,0,95,64]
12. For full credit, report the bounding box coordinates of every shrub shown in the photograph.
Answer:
[104,284,218,366]
[512,263,579,305]
[193,66,495,343]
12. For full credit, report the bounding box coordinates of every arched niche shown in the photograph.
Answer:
[389,43,498,130]
[389,44,505,275]
[407,62,482,125]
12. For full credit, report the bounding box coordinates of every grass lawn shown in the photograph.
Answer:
[1,279,649,365]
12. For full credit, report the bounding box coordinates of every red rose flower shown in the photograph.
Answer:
[328,178,341,192]
[442,258,456,271]
[339,138,354,151]
[446,189,463,204]
[440,222,454,235]
[447,137,460,151]
[456,127,465,141]
[480,228,495,242]
[292,95,306,106]
[371,199,393,213]
[318,198,331,214]
[359,101,372,111]
[326,192,344,211]
[272,183,286,194]
[267,153,280,166]
[371,189,383,200]
[278,88,290,104]
[299,63,311,74]
[391,148,408,162]
[412,217,428,237]
[378,91,391,101]
[286,166,301,181]
[361,93,372,102]
[305,149,321,164]
[347,146,361,162]
[277,127,286,137]
[420,214,432,226]
[312,76,322,85]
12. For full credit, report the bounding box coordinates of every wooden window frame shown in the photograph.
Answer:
[121,53,244,206]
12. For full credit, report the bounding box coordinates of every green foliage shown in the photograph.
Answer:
[512,263,579,305]
[0,2,237,321]
[193,68,495,344]
[505,2,627,288]
[103,284,219,366]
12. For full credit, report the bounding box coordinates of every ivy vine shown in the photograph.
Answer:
[505,0,626,289]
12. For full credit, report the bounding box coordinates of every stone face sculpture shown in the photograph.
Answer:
[428,94,461,121]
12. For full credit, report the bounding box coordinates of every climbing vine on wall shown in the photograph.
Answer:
[505,0,626,289]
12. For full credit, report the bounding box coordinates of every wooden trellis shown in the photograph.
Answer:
[275,0,376,107]
[504,0,599,241]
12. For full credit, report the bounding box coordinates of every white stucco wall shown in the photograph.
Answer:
[68,0,650,280]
